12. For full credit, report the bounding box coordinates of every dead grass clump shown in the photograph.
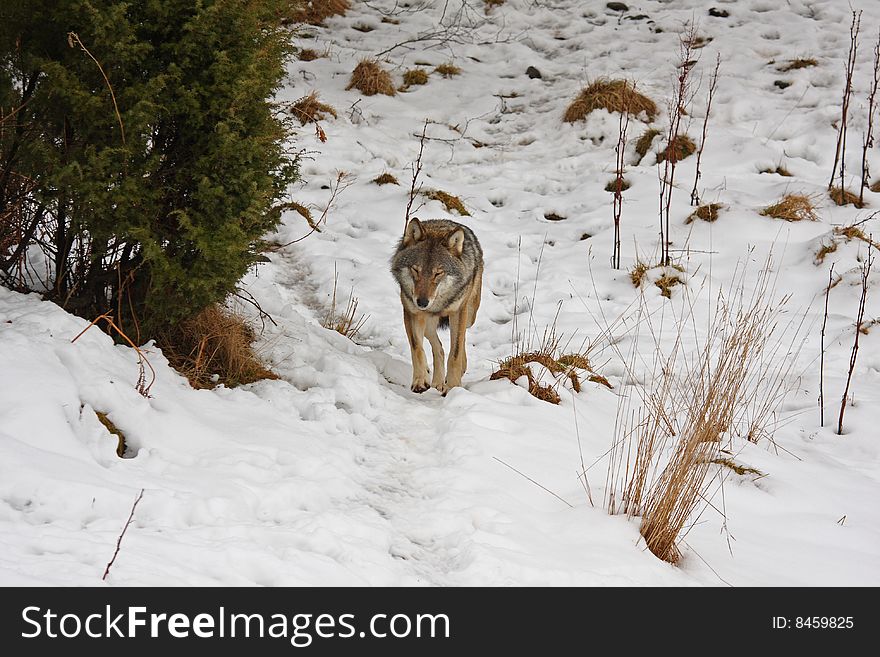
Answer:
[759,165,792,176]
[491,349,609,404]
[829,186,866,208]
[401,68,429,90]
[835,225,880,250]
[283,201,319,232]
[563,79,658,123]
[814,240,838,263]
[434,63,462,78]
[778,58,818,71]
[760,194,819,222]
[323,275,368,340]
[346,60,396,97]
[685,203,723,224]
[291,92,338,125]
[630,260,649,287]
[870,180,880,193]
[605,178,632,193]
[484,0,506,10]
[96,411,126,458]
[425,189,470,216]
[373,172,399,185]
[160,305,278,389]
[605,266,799,563]
[655,272,683,298]
[298,48,321,62]
[289,0,350,25]
[656,134,697,163]
[635,128,661,162]
[711,457,764,477]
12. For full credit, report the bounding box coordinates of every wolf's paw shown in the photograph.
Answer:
[411,369,431,393]
[411,382,430,393]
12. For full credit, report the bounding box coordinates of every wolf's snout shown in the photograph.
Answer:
[416,296,429,308]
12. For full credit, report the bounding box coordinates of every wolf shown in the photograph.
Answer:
[390,217,483,395]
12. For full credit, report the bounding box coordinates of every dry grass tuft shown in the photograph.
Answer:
[829,186,866,208]
[685,203,723,224]
[630,261,649,287]
[492,346,609,404]
[835,225,880,250]
[289,0,350,25]
[298,48,321,62]
[870,180,880,193]
[605,178,632,193]
[373,172,400,185]
[635,128,661,163]
[759,165,792,176]
[814,240,838,263]
[710,457,764,477]
[346,59,396,97]
[96,411,126,458]
[760,194,819,222]
[484,0,506,10]
[291,91,338,125]
[160,305,278,389]
[425,189,470,216]
[778,58,818,71]
[401,68,429,90]
[323,274,368,341]
[563,79,657,123]
[630,261,685,297]
[434,62,462,78]
[605,267,799,563]
[655,272,683,298]
[656,135,697,163]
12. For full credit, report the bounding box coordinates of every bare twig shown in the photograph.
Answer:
[405,119,429,232]
[280,171,352,247]
[691,54,721,206]
[493,456,573,508]
[612,105,630,269]
[829,11,861,191]
[67,32,125,145]
[819,264,834,427]
[838,247,873,435]
[102,488,145,581]
[861,29,880,206]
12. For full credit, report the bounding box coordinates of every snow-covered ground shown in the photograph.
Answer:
[2,0,880,586]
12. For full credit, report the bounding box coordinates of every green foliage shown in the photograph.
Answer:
[0,0,299,335]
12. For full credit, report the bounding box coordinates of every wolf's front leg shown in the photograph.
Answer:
[403,309,430,392]
[443,310,468,394]
[425,316,446,391]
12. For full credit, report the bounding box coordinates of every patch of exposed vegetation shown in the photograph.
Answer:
[685,203,723,224]
[424,189,470,216]
[563,79,658,123]
[760,194,819,222]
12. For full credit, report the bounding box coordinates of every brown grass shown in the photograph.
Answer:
[373,172,400,185]
[491,349,609,404]
[346,60,396,97]
[760,194,819,222]
[870,180,880,193]
[289,0,350,25]
[605,178,632,193]
[829,186,866,208]
[655,272,683,298]
[563,79,657,123]
[635,128,661,162]
[96,411,126,458]
[159,305,278,389]
[401,68,429,90]
[685,203,723,224]
[630,261,684,297]
[630,261,649,287]
[435,63,462,78]
[298,48,321,62]
[815,240,838,263]
[778,58,818,71]
[710,457,764,477]
[484,0,506,10]
[323,275,368,340]
[835,225,880,251]
[759,165,792,176]
[425,189,470,216]
[291,91,338,125]
[656,135,697,163]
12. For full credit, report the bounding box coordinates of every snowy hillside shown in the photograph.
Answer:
[2,0,880,586]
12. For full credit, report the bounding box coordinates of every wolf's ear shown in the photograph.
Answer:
[403,217,425,246]
[447,228,465,256]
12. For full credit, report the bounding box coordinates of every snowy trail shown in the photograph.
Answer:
[2,0,880,586]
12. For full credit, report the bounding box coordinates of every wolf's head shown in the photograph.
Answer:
[391,218,469,312]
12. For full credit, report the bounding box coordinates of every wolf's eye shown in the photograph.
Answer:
[411,266,421,277]
[433,270,445,280]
